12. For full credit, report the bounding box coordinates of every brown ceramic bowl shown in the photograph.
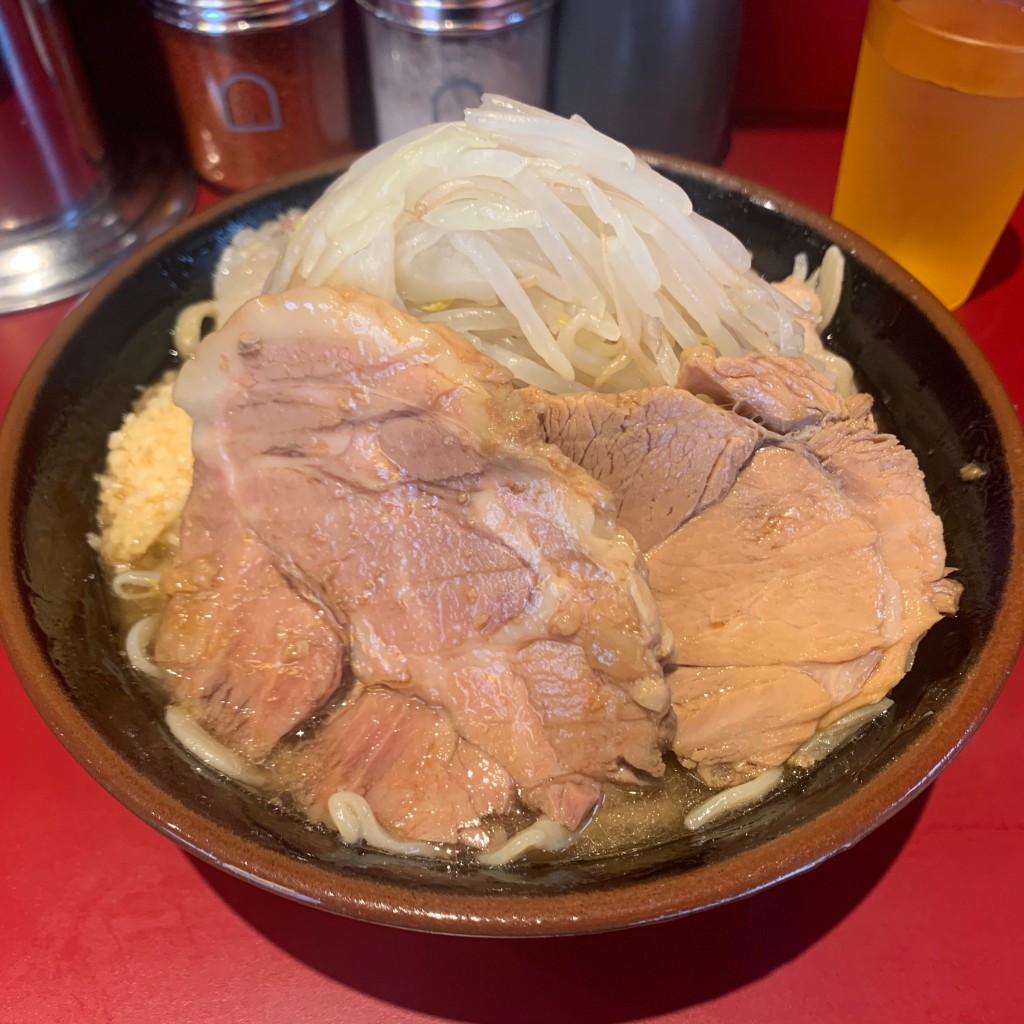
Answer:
[2,154,1023,936]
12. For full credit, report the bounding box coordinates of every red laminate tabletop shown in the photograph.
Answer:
[2,127,1023,1024]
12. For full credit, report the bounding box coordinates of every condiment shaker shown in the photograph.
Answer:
[356,0,555,142]
[148,0,354,191]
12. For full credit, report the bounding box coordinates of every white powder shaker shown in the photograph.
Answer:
[356,0,554,142]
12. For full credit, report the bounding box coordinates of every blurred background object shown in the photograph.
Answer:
[148,0,354,192]
[0,0,193,313]
[550,0,744,164]
[832,0,1024,309]
[357,0,554,142]
[731,0,868,125]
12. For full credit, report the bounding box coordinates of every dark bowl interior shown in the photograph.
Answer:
[2,154,1022,936]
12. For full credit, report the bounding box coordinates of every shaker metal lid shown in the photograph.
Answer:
[148,0,338,33]
[355,0,555,33]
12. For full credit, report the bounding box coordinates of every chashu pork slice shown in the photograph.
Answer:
[273,688,515,847]
[530,353,960,787]
[154,460,346,760]
[676,347,853,434]
[533,386,761,551]
[166,286,669,841]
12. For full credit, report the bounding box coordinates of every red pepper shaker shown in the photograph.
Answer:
[148,0,354,191]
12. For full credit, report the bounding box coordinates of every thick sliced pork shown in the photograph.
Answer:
[535,388,761,550]
[154,462,346,759]
[160,287,668,842]
[677,347,851,434]
[273,688,515,846]
[532,353,960,786]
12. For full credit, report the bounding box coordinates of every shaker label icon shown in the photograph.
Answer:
[431,78,484,124]
[218,72,283,133]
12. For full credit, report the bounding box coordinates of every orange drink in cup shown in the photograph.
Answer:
[833,0,1024,308]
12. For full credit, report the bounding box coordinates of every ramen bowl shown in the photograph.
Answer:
[2,155,1022,936]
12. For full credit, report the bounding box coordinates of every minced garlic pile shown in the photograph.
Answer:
[95,374,193,567]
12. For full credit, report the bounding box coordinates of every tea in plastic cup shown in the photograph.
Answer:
[832,0,1024,308]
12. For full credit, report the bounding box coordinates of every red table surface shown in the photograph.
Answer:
[2,127,1023,1024]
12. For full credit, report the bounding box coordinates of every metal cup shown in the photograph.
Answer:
[1,0,194,312]
[0,0,108,232]
[550,0,744,164]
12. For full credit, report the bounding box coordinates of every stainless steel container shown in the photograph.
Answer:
[551,0,745,164]
[0,0,194,312]
[0,0,107,234]
[357,0,555,142]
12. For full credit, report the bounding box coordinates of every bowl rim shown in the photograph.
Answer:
[2,151,1023,937]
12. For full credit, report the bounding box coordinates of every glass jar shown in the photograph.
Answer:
[149,0,354,191]
[356,0,554,142]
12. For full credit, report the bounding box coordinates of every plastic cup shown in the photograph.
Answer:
[832,0,1024,308]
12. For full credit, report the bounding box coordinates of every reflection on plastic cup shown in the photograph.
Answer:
[832,0,1024,309]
